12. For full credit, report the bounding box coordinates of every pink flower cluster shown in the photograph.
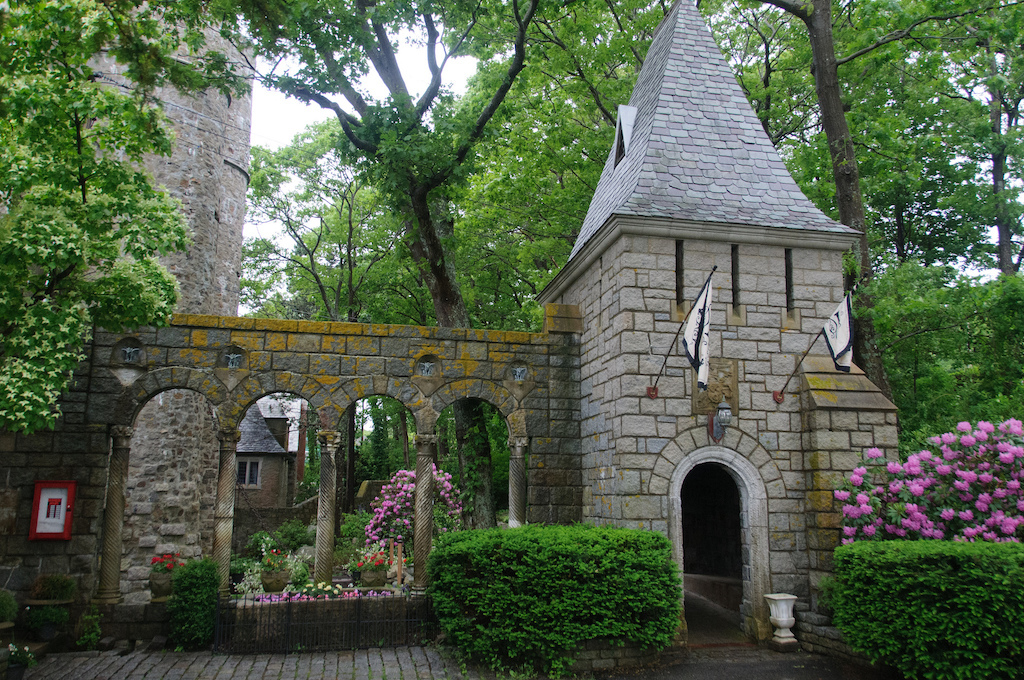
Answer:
[364,464,463,545]
[835,419,1024,544]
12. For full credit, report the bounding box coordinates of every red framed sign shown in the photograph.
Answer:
[29,481,76,540]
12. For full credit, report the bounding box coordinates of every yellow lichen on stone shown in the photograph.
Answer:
[229,331,264,350]
[265,333,288,352]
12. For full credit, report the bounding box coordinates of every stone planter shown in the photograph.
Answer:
[764,593,799,652]
[150,572,173,601]
[360,570,387,588]
[260,570,290,593]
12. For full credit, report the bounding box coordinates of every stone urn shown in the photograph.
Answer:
[764,593,799,651]
[360,570,387,588]
[260,570,290,593]
[149,572,173,601]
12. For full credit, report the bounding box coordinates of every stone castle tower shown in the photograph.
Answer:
[117,34,253,603]
[538,0,896,643]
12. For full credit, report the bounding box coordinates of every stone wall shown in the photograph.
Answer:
[0,313,582,604]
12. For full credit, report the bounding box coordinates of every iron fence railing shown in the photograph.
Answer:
[213,592,437,654]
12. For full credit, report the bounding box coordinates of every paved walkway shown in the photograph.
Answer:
[26,646,477,680]
[23,645,899,680]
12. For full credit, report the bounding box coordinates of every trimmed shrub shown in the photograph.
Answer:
[274,519,314,552]
[832,540,1024,679]
[168,558,219,648]
[428,524,681,676]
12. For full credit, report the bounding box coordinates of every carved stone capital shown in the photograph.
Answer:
[318,430,342,449]
[508,437,529,451]
[217,428,241,444]
[414,434,437,448]
[109,425,134,441]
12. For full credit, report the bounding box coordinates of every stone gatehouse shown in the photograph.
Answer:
[0,0,896,650]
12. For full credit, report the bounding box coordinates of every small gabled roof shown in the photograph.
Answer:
[568,0,855,262]
[236,404,287,455]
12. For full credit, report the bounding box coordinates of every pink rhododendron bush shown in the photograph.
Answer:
[829,419,1024,680]
[835,418,1024,543]
[365,465,463,545]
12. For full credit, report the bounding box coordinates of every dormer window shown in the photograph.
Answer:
[614,105,637,166]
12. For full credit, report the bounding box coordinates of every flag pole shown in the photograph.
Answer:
[772,329,823,404]
[648,266,716,399]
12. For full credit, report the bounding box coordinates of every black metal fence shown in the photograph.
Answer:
[213,593,437,654]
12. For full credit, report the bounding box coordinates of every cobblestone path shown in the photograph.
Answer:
[25,646,481,680]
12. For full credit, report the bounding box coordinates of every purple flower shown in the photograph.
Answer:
[942,432,957,444]
[850,474,864,487]
[834,490,851,501]
[865,448,883,459]
[957,421,973,433]
[960,435,977,447]
[940,508,955,521]
[887,461,902,474]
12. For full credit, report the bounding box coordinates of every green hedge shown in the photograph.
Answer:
[832,541,1024,679]
[427,524,681,675]
[168,558,220,649]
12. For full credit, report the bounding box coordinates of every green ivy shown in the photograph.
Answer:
[832,541,1024,679]
[427,524,681,676]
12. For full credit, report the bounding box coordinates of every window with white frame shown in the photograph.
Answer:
[236,459,261,488]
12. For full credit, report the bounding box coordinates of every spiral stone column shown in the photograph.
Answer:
[314,431,341,584]
[508,437,529,528]
[94,426,133,603]
[412,434,437,594]
[212,427,240,595]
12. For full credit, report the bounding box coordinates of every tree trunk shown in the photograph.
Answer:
[344,403,357,513]
[398,408,410,468]
[406,191,497,527]
[798,0,893,399]
[454,399,496,530]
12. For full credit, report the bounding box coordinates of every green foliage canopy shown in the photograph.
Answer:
[0,0,243,433]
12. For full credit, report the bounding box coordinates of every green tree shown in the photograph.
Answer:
[0,0,204,432]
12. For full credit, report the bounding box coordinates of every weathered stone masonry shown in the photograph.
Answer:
[0,311,582,608]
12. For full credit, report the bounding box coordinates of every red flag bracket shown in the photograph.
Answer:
[772,390,785,404]
[646,386,658,399]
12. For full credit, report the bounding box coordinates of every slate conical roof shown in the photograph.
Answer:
[568,0,855,262]
[236,403,287,454]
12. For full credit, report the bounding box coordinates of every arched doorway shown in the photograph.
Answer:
[669,445,772,642]
[681,463,743,608]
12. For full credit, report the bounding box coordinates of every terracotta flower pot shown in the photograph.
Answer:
[150,572,173,600]
[260,570,290,593]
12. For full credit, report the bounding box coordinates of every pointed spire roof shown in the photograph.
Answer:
[236,403,287,455]
[567,0,855,262]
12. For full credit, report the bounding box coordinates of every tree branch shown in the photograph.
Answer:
[836,7,994,66]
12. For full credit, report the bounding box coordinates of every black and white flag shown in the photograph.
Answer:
[682,271,715,390]
[824,293,853,372]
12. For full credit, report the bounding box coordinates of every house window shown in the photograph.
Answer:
[237,459,260,488]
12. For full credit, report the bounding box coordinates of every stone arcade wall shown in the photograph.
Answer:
[547,231,897,642]
[0,312,582,604]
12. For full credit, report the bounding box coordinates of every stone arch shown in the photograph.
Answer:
[430,378,517,421]
[653,426,779,642]
[114,367,228,427]
[223,372,335,431]
[329,375,433,434]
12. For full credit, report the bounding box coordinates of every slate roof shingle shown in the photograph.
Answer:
[236,404,287,455]
[568,0,855,261]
